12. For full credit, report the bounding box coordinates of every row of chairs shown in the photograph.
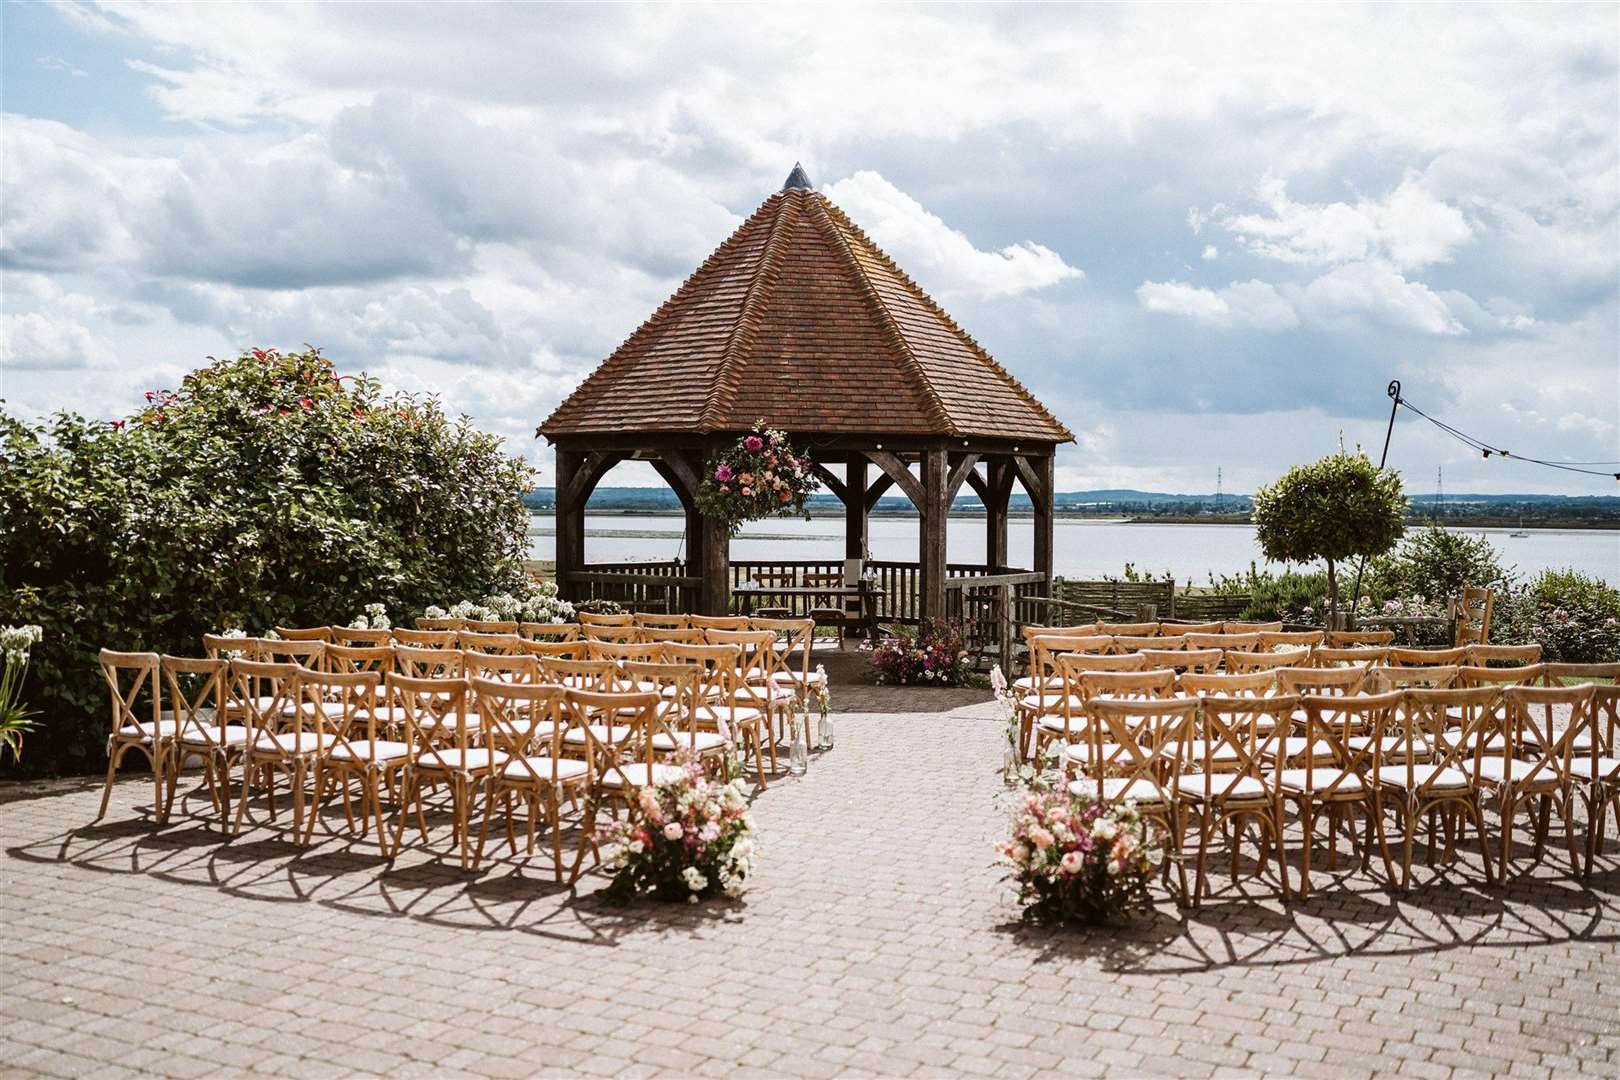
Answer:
[1063,682,1618,904]
[96,634,814,875]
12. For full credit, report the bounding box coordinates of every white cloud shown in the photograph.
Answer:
[1300,261,1465,335]
[1201,245,1218,261]
[36,56,88,78]
[821,171,1081,300]
[1135,278,1299,331]
[1,310,104,370]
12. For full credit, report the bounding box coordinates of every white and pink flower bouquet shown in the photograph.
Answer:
[596,758,757,904]
[694,421,818,536]
[997,789,1157,925]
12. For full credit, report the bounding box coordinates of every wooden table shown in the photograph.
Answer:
[734,585,885,640]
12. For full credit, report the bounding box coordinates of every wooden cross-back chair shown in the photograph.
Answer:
[1114,634,1184,654]
[1186,632,1260,654]
[1141,647,1221,676]
[1225,647,1311,675]
[1175,694,1297,907]
[462,651,540,686]
[623,661,726,765]
[463,619,518,635]
[1388,646,1470,669]
[330,626,392,648]
[228,658,314,841]
[299,667,402,855]
[458,631,523,656]
[1282,691,1401,898]
[1465,643,1542,668]
[751,617,825,698]
[516,639,582,662]
[1224,621,1283,634]
[689,613,748,631]
[1164,621,1225,636]
[161,655,238,824]
[633,612,690,631]
[585,640,662,667]
[1258,630,1324,652]
[274,626,333,643]
[569,688,682,810]
[471,679,588,880]
[1550,666,1620,876]
[415,617,464,632]
[1028,653,1149,765]
[1326,629,1395,648]
[661,643,771,788]
[1179,670,1276,699]
[390,674,490,869]
[578,610,634,628]
[1453,585,1495,647]
[1016,624,1098,693]
[1051,665,1176,778]
[325,643,391,677]
[1367,663,1460,693]
[1488,685,1592,879]
[1313,645,1389,668]
[1379,686,1500,889]
[253,638,326,671]
[95,649,170,824]
[1097,621,1160,638]
[581,625,643,645]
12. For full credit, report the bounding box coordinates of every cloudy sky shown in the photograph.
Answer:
[2,2,1617,496]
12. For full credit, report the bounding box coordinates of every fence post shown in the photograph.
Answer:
[997,583,1012,673]
[1136,602,1157,622]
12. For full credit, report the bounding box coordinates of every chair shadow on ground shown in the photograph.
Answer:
[6,775,752,948]
[994,829,1620,976]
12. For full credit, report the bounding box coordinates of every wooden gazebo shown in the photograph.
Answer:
[538,165,1072,631]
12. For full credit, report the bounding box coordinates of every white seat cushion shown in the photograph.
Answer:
[1477,757,1561,786]
[1175,774,1270,800]
[599,762,685,788]
[1068,775,1176,805]
[251,731,335,755]
[1347,734,1430,756]
[417,747,507,771]
[117,719,189,741]
[1013,675,1061,692]
[500,756,588,782]
[177,723,250,748]
[1278,768,1364,794]
[770,670,827,687]
[650,731,727,753]
[328,739,413,763]
[1037,715,1087,735]
[1375,764,1471,791]
[1021,693,1085,714]
[562,723,635,746]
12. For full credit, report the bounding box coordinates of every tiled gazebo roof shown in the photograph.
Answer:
[538,167,1072,444]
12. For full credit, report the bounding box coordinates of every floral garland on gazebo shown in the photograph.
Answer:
[694,422,819,536]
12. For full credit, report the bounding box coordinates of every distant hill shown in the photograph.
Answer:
[522,485,1620,523]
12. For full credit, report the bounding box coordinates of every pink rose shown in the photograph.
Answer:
[740,486,753,497]
[663,822,683,841]
[1060,851,1083,876]
[714,464,733,483]
[743,435,764,452]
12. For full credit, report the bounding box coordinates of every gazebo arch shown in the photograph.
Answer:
[538,164,1072,631]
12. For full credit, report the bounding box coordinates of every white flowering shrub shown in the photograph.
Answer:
[597,758,756,904]
[424,577,574,625]
[0,624,42,764]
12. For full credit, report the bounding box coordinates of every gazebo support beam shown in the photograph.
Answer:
[919,447,948,621]
[846,454,868,561]
[553,449,621,603]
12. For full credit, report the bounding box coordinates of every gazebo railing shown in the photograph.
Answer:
[567,561,701,613]
[945,571,1048,672]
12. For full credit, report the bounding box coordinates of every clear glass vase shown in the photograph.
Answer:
[790,723,809,775]
[1003,743,1020,787]
[817,709,833,750]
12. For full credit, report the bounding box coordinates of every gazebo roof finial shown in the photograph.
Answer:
[781,162,813,192]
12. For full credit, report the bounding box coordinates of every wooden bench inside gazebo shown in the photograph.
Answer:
[537,164,1074,666]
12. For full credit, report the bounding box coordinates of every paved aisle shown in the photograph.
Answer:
[4,701,1619,1077]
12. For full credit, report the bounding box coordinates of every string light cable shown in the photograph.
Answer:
[1393,394,1620,481]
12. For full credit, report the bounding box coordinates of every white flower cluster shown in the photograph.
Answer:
[0,624,42,663]
[424,578,574,624]
[348,602,391,630]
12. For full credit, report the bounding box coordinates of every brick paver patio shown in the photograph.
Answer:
[4,681,1619,1078]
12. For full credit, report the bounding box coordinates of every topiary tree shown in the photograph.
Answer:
[0,347,534,776]
[1251,451,1406,626]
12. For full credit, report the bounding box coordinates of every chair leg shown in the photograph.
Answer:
[1297,802,1313,900]
[473,779,498,870]
[95,742,126,822]
[303,763,329,847]
[371,773,391,858]
[1370,791,1398,888]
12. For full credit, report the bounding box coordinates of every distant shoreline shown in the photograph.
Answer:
[527,509,1618,532]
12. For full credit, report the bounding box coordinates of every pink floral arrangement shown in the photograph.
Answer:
[694,421,818,536]
[997,789,1157,924]
[596,758,757,903]
[871,619,971,686]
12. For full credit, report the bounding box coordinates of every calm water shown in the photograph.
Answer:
[529,513,1618,585]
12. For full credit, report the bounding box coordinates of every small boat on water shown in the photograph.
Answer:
[1509,516,1529,538]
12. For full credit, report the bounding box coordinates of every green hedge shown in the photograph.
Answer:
[0,348,533,777]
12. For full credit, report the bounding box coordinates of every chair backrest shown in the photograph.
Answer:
[463,619,518,634]
[646,626,709,645]
[521,622,582,641]
[296,666,382,752]
[1313,645,1389,668]
[1456,663,1543,689]
[1396,686,1503,789]
[458,631,522,655]
[1225,647,1310,674]
[390,644,464,680]
[330,626,393,647]
[633,612,691,630]
[1022,623,1099,649]
[1258,630,1324,651]
[585,640,662,665]
[1072,668,1177,703]
[1179,670,1276,697]
[1097,621,1159,637]
[578,610,634,627]
[1052,654,1148,706]
[1080,696,1200,806]
[392,627,458,648]
[160,655,229,746]
[622,661,703,748]
[469,678,571,780]
[1140,647,1222,675]
[689,614,749,631]
[584,625,647,645]
[415,617,464,631]
[1181,695,1297,795]
[1114,634,1184,654]
[1454,585,1495,646]
[100,649,161,737]
[1542,662,1620,684]
[461,650,540,684]
[1224,621,1283,634]
[661,644,744,728]
[1465,642,1542,667]
[1369,663,1459,692]
[1502,684,1593,786]
[515,639,582,661]
[1186,632,1261,653]
[1388,646,1469,668]
[539,657,616,690]
[1296,690,1402,795]
[324,643,391,677]
[254,639,327,669]
[1164,621,1224,635]
[388,672,474,763]
[1275,665,1366,697]
[1326,629,1395,647]
[564,687,662,778]
[201,633,261,659]
[703,629,779,698]
[274,626,333,643]
[226,658,302,744]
